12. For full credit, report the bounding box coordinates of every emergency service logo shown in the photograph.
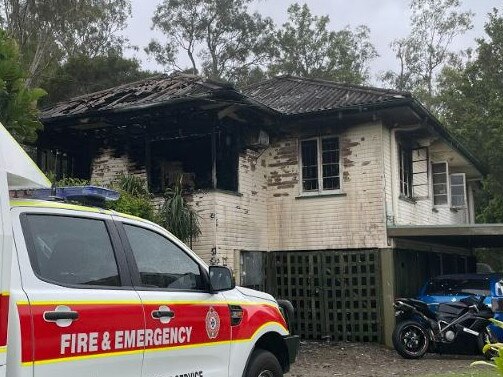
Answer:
[205,307,220,339]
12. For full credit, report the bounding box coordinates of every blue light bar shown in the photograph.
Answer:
[32,186,120,202]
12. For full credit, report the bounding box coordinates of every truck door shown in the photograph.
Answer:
[12,209,145,377]
[115,218,231,377]
[0,176,11,377]
[0,122,52,377]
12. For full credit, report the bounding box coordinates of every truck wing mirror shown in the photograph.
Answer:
[209,266,235,293]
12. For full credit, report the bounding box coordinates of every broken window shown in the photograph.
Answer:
[149,129,238,194]
[300,137,340,193]
[38,149,76,179]
[398,144,413,198]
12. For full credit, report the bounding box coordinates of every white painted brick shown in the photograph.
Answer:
[91,148,146,185]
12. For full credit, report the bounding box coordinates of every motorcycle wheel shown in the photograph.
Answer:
[478,329,498,360]
[393,320,430,359]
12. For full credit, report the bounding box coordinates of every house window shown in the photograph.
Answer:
[432,162,448,205]
[450,173,466,208]
[399,144,413,198]
[300,137,340,193]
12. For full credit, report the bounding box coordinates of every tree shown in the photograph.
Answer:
[0,29,45,142]
[268,3,378,84]
[382,0,473,104]
[0,0,131,87]
[436,9,503,222]
[146,0,274,85]
[40,53,153,106]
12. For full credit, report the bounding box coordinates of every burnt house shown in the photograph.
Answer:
[39,74,503,345]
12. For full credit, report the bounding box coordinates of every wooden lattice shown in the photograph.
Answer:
[269,250,382,342]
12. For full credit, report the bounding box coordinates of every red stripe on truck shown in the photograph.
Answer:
[17,301,286,365]
[0,294,9,348]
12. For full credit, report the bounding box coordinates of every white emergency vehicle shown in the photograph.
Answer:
[0,123,299,377]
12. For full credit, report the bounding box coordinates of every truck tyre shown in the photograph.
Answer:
[245,349,283,377]
[393,320,430,359]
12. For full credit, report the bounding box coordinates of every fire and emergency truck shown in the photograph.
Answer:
[0,122,299,377]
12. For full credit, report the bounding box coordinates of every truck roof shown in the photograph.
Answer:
[9,199,148,224]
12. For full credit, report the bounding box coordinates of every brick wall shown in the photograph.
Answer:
[91,147,146,185]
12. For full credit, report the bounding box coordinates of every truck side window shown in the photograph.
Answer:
[123,224,205,291]
[23,215,121,287]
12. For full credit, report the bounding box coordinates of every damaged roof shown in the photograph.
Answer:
[41,73,414,121]
[40,74,238,121]
[38,73,485,174]
[242,75,412,115]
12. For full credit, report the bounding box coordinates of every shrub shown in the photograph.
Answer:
[157,176,201,244]
[107,174,157,222]
[471,318,503,375]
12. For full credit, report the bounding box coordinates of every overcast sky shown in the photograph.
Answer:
[124,0,501,84]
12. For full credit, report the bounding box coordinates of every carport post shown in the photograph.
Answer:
[380,248,395,347]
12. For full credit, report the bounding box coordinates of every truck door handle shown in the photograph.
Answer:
[43,311,79,321]
[151,310,175,319]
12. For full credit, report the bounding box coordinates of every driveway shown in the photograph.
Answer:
[288,342,497,377]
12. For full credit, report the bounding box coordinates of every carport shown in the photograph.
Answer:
[380,224,503,346]
[387,223,503,298]
[388,224,503,248]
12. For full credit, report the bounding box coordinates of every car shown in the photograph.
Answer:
[418,273,503,343]
[0,122,299,377]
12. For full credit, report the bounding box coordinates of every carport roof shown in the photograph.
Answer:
[388,224,503,248]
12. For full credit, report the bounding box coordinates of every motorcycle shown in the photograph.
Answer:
[392,295,495,359]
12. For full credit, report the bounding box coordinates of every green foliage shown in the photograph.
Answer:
[158,176,201,244]
[146,0,274,85]
[0,29,46,142]
[115,174,150,197]
[0,0,132,87]
[436,9,503,222]
[44,173,201,243]
[471,318,503,375]
[56,176,90,187]
[51,174,155,222]
[109,191,157,222]
[269,3,377,84]
[107,174,157,222]
[40,53,153,106]
[382,0,473,105]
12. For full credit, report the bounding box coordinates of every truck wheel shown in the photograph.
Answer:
[393,320,429,359]
[245,349,283,377]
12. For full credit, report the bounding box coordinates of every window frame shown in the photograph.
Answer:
[299,136,342,195]
[450,172,467,209]
[431,161,450,207]
[398,143,413,199]
[115,220,210,293]
[20,213,133,290]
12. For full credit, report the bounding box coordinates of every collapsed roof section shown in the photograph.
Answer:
[40,74,240,121]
